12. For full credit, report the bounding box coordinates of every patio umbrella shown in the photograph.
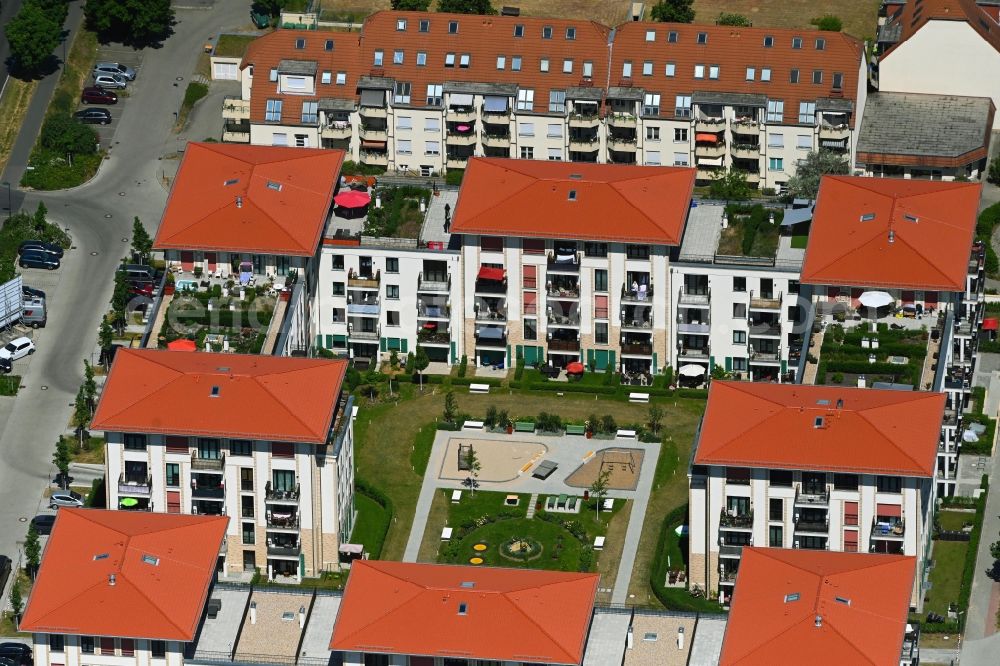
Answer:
[678,364,707,377]
[566,361,585,375]
[120,498,138,508]
[334,190,372,208]
[456,124,471,132]
[858,291,894,308]
[167,339,197,352]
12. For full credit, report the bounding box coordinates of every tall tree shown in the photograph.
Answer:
[98,317,114,365]
[708,169,752,202]
[52,438,71,488]
[651,0,695,23]
[131,217,153,264]
[463,445,481,495]
[83,360,97,410]
[785,150,849,200]
[33,201,48,233]
[647,404,665,436]
[443,391,458,424]
[5,2,61,77]
[437,0,495,14]
[413,345,430,390]
[392,0,431,9]
[24,523,41,579]
[73,386,90,448]
[9,579,22,619]
[589,468,611,517]
[84,0,174,47]
[111,264,131,332]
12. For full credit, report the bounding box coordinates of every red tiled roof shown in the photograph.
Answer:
[451,157,695,244]
[800,175,981,291]
[154,142,344,256]
[881,0,1000,58]
[693,381,943,476]
[721,548,915,665]
[20,509,227,641]
[329,561,599,664]
[611,22,864,127]
[91,350,347,444]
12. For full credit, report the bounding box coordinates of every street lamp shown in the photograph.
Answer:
[1,182,10,222]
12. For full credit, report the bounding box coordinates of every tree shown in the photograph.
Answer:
[717,13,750,26]
[443,391,458,424]
[131,217,153,264]
[814,15,843,31]
[99,317,114,363]
[392,0,431,9]
[9,579,22,620]
[24,523,41,579]
[647,404,664,436]
[53,438,71,489]
[84,0,174,47]
[992,539,1000,561]
[709,169,752,202]
[83,360,97,410]
[413,345,430,390]
[988,156,1000,185]
[651,0,694,23]
[33,201,48,233]
[589,468,611,517]
[73,386,90,448]
[111,265,131,332]
[5,2,61,77]
[785,149,849,200]
[437,0,496,14]
[463,445,481,495]
[40,114,99,155]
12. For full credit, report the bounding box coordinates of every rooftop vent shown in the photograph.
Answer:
[903,213,919,223]
[888,229,895,244]
[569,173,583,179]
[142,554,159,566]
[93,553,109,561]
[210,386,221,397]
[266,180,283,191]
[784,592,800,603]
[568,190,577,201]
[236,196,243,209]
[109,574,117,586]
[816,399,830,406]
[458,602,468,615]
[860,213,876,222]
[216,366,230,373]
[460,581,475,588]
[815,615,823,628]
[834,596,851,606]
[224,178,239,186]
[836,398,844,410]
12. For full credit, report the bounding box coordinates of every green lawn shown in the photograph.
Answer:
[215,34,257,58]
[351,492,390,558]
[925,540,968,617]
[938,510,975,532]
[791,234,809,249]
[443,517,589,571]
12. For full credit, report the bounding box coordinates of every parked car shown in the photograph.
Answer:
[18,239,63,258]
[119,264,158,281]
[129,282,154,298]
[73,108,112,125]
[0,560,11,612]
[0,337,35,362]
[22,297,46,328]
[22,285,45,299]
[0,358,11,374]
[0,643,33,666]
[81,86,118,105]
[19,250,60,270]
[94,61,136,80]
[31,514,55,535]
[93,73,127,89]
[49,490,84,509]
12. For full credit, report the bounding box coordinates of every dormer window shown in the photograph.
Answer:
[324,39,333,51]
[294,38,305,49]
[396,19,407,31]
[542,26,553,39]
[448,20,458,34]
[419,19,429,32]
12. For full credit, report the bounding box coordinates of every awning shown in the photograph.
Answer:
[780,208,813,226]
[167,339,197,352]
[695,132,720,143]
[334,190,371,208]
[698,157,724,167]
[359,89,384,107]
[361,140,386,149]
[483,95,508,112]
[821,139,847,148]
[450,93,474,106]
[679,364,707,377]
[339,543,364,554]
[876,503,902,518]
[478,326,504,340]
[858,291,894,308]
[984,317,999,331]
[477,266,505,281]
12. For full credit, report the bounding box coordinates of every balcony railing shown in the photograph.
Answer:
[474,278,507,294]
[621,342,653,356]
[794,515,830,533]
[720,508,753,529]
[608,113,637,127]
[749,291,782,310]
[719,544,747,557]
[871,518,905,539]
[749,346,781,363]
[677,345,710,359]
[748,322,782,337]
[118,474,152,496]
[548,252,580,271]
[191,453,225,472]
[547,284,580,298]
[348,269,381,288]
[548,339,580,352]
[417,329,451,344]
[266,511,300,530]
[222,97,250,120]
[481,104,511,120]
[608,136,638,152]
[265,483,300,502]
[267,542,301,557]
[794,485,830,507]
[678,286,710,305]
[417,304,450,318]
[819,123,851,141]
[732,118,759,134]
[622,283,653,303]
[348,325,380,341]
[695,117,726,132]
[359,105,388,118]
[731,143,760,159]
[482,133,511,147]
[360,150,389,165]
[447,106,477,121]
[548,311,581,326]
[677,319,710,335]
[417,272,450,292]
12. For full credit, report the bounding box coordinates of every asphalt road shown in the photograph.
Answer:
[0,0,25,90]
[0,0,248,570]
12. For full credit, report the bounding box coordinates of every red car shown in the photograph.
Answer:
[129,282,154,298]
[81,86,118,105]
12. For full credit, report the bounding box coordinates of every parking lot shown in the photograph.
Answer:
[77,46,146,149]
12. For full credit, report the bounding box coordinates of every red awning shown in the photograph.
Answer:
[478,266,505,281]
[695,132,720,143]
[984,317,999,331]
[334,190,372,208]
[876,503,902,518]
[167,339,197,352]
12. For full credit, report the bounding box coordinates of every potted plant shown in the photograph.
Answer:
[505,416,514,435]
[163,272,175,295]
[585,420,593,439]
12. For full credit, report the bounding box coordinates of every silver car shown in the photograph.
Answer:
[93,72,127,89]
[49,490,84,509]
[94,61,136,80]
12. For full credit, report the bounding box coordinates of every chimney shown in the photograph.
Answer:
[250,601,257,625]
[677,626,685,650]
[815,614,823,628]
[236,195,243,208]
[299,606,306,629]
[626,626,634,650]
[109,574,116,586]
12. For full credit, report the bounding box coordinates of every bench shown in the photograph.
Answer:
[206,598,222,619]
[451,490,462,503]
[515,421,535,433]
[629,392,650,403]
[593,536,606,551]
[441,527,453,541]
[463,420,485,430]
[469,383,491,394]
[565,424,587,436]
[616,429,638,439]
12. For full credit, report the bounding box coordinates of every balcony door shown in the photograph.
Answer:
[802,472,826,494]
[198,438,221,460]
[358,256,373,277]
[272,470,296,493]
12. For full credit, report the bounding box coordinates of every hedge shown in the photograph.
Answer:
[649,503,723,612]
[957,476,989,616]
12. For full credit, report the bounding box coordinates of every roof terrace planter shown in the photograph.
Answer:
[732,143,761,159]
[695,117,727,132]
[819,123,851,141]
[732,119,760,134]
[568,113,600,129]
[608,136,638,152]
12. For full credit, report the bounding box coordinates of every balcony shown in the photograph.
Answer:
[482,132,510,148]
[569,137,600,152]
[475,304,507,322]
[749,291,782,310]
[359,105,387,118]
[348,269,380,288]
[695,117,726,132]
[695,142,726,159]
[621,311,653,329]
[748,321,782,337]
[267,540,301,558]
[731,119,759,135]
[266,510,300,530]
[719,567,739,585]
[608,113,637,128]
[417,304,450,319]
[731,143,760,159]
[819,123,851,141]
[321,123,352,140]
[417,328,451,345]
[749,346,781,363]
[547,281,580,298]
[794,485,830,507]
[482,111,511,126]
[348,324,381,341]
[192,483,225,500]
[223,120,250,143]
[446,129,477,146]
[871,518,905,540]
[720,508,754,530]
[447,156,469,169]
[568,113,600,129]
[696,168,723,180]
[678,286,710,306]
[474,278,507,295]
[417,272,450,292]
[719,544,746,558]
[794,515,829,533]
[475,327,507,348]
[548,251,581,272]
[222,97,250,120]
[360,150,388,166]
[744,172,761,184]
[677,344,710,360]
[548,339,581,353]
[608,136,638,152]
[118,474,152,496]
[621,342,653,356]
[265,482,300,503]
[621,283,653,304]
[191,453,225,472]
[547,311,581,326]
[447,106,477,122]
[347,296,380,316]
[677,319,710,335]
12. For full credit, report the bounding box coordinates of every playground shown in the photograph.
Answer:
[439,437,547,483]
[566,448,645,491]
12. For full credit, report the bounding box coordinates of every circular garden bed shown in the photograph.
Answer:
[441,517,587,571]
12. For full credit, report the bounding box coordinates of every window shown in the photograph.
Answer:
[665,62,675,77]
[733,331,747,344]
[622,61,632,78]
[769,526,783,547]
[674,127,688,142]
[645,29,656,42]
[672,152,689,166]
[674,95,691,117]
[668,30,678,43]
[694,64,704,79]
[448,20,458,34]
[331,282,344,298]
[444,53,455,67]
[386,258,399,273]
[241,468,254,491]
[386,311,400,326]
[547,147,562,161]
[459,53,470,68]
[761,67,771,82]
[397,115,412,130]
[386,285,400,299]
[877,476,902,493]
[769,498,783,521]
[746,66,755,81]
[230,439,252,456]
[586,243,608,258]
[546,123,562,138]
[151,642,166,659]
[642,61,653,76]
[595,322,609,344]
[548,90,565,112]
[789,69,799,83]
[424,140,440,155]
[770,469,793,486]
[242,522,255,545]
[769,157,784,171]
[265,99,282,122]
[495,55,506,70]
[99,638,115,655]
[812,70,823,85]
[396,18,407,31]
[709,65,720,79]
[82,637,95,654]
[50,635,64,653]
[336,71,346,85]
[271,133,287,146]
[165,463,180,487]
[426,84,442,106]
[768,133,784,148]
[542,25,553,39]
[269,68,277,82]
[321,71,331,84]
[594,268,608,291]
[645,151,661,166]
[697,32,708,44]
[511,56,522,71]
[561,59,573,74]
[583,61,593,78]
[393,50,404,65]
[626,244,650,260]
[396,139,412,155]
[519,122,535,137]
[834,473,859,490]
[332,307,344,323]
[301,101,318,124]
[733,303,747,318]
[520,146,534,159]
[294,134,308,148]
[513,24,524,37]
[643,93,660,116]
[566,27,576,39]
[797,134,812,149]
[798,102,816,124]
[766,100,783,122]
[792,36,803,49]
[374,50,384,66]
[763,35,774,47]
[124,433,147,450]
[331,255,344,270]
[516,89,534,111]
[815,37,826,50]
[833,72,844,90]
[646,126,660,141]
[524,318,537,340]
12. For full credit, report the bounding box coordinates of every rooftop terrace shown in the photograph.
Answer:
[677,202,806,270]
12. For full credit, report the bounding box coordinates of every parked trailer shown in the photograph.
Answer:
[0,277,23,329]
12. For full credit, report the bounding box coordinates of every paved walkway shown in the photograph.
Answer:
[963,400,1000,648]
[402,429,659,602]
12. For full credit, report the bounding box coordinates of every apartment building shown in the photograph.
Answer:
[799,176,984,495]
[90,349,356,581]
[20,508,228,666]
[450,158,694,374]
[224,12,866,190]
[720,548,919,666]
[688,381,940,608]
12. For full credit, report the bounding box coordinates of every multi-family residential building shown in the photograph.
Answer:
[20,508,228,666]
[799,176,984,496]
[688,381,940,608]
[223,12,866,190]
[154,142,346,355]
[449,158,694,374]
[90,349,356,581]
[875,0,1000,128]
[720,548,919,665]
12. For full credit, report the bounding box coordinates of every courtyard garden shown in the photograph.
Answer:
[816,322,928,388]
[157,287,273,353]
[361,186,431,239]
[717,204,785,258]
